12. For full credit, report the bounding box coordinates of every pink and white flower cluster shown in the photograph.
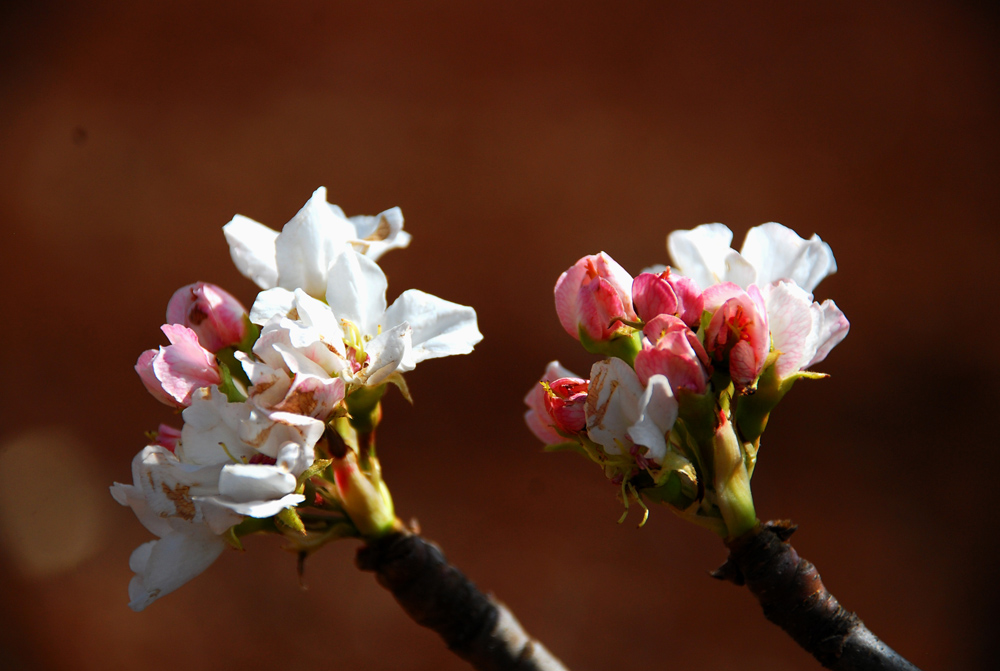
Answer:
[113,188,482,611]
[527,222,849,523]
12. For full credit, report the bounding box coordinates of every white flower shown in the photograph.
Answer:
[760,280,850,378]
[585,357,678,465]
[250,247,483,387]
[178,386,322,516]
[110,445,240,611]
[223,186,412,298]
[667,222,837,292]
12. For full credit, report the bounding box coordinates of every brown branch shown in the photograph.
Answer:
[356,530,569,671]
[713,520,922,671]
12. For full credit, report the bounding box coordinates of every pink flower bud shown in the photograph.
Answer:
[702,283,770,389]
[524,361,581,445]
[635,315,711,394]
[554,252,636,342]
[543,377,589,433]
[136,324,223,407]
[151,424,182,452]
[166,282,249,352]
[632,269,704,327]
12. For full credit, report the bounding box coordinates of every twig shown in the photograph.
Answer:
[356,530,569,671]
[712,520,922,671]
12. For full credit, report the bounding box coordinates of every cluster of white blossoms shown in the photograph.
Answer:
[526,222,848,537]
[112,187,482,611]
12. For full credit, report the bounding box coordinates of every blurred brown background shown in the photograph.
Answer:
[1,2,997,669]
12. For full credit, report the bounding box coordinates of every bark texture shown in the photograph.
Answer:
[713,520,922,671]
[356,530,568,671]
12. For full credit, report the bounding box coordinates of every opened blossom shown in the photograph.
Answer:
[249,247,482,387]
[110,445,242,611]
[554,252,636,342]
[668,222,837,292]
[634,314,711,394]
[760,280,849,379]
[166,282,249,352]
[223,186,411,299]
[136,324,222,407]
[702,283,770,389]
[585,357,678,466]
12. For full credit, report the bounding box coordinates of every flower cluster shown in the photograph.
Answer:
[526,223,848,537]
[112,187,482,611]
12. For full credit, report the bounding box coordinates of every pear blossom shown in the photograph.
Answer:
[223,186,411,298]
[760,280,849,378]
[632,269,704,327]
[249,247,482,388]
[668,222,837,292]
[634,315,711,394]
[135,324,222,407]
[177,386,322,518]
[585,357,678,465]
[110,445,242,611]
[554,252,637,342]
[166,282,249,352]
[702,283,770,389]
[524,361,581,445]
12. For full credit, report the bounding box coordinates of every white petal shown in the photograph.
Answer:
[382,289,483,365]
[805,299,850,368]
[201,492,305,518]
[249,287,296,325]
[217,463,297,503]
[363,322,412,384]
[325,248,388,334]
[741,222,837,292]
[668,223,756,290]
[762,281,818,378]
[179,388,256,465]
[223,215,279,290]
[126,527,226,612]
[274,187,357,297]
[348,207,412,261]
[585,357,644,455]
[626,375,678,464]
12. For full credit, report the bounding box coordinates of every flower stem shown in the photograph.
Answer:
[356,530,568,671]
[712,520,922,671]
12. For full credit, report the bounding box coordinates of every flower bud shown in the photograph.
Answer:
[136,324,222,407]
[702,283,769,389]
[524,361,582,445]
[543,377,589,433]
[712,410,757,539]
[554,252,636,342]
[151,424,182,452]
[635,315,711,394]
[166,282,249,352]
[632,269,704,327]
[332,451,395,538]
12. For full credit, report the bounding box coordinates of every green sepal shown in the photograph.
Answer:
[346,384,387,433]
[216,359,248,403]
[383,372,413,404]
[223,516,278,550]
[332,416,359,452]
[675,388,717,446]
[296,458,333,494]
[235,316,260,354]
[276,506,307,535]
[733,359,829,443]
[543,441,588,455]
[578,326,642,367]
